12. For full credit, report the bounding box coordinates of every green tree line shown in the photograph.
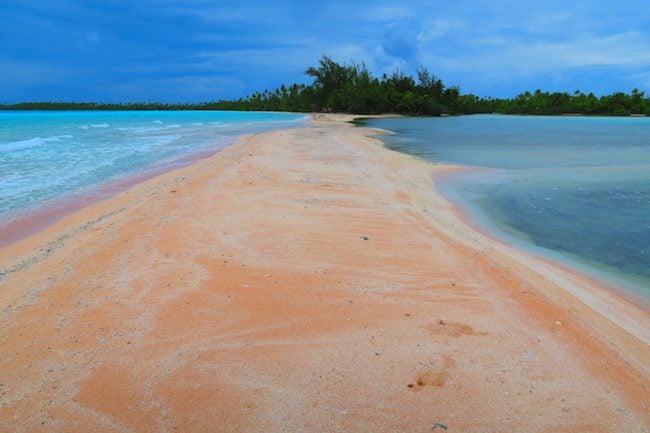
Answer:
[2,56,649,116]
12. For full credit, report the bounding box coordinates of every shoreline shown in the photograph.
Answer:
[1,114,648,432]
[358,126,650,344]
[0,137,238,248]
[432,167,650,314]
[0,110,310,249]
[432,169,650,344]
[6,113,646,312]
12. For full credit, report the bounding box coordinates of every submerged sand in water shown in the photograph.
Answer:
[0,114,648,432]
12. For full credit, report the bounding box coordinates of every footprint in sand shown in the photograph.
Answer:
[406,369,449,390]
[426,319,487,338]
[406,355,456,391]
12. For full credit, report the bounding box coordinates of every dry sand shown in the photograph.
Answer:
[1,113,648,432]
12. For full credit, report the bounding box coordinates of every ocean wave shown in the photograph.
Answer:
[116,125,182,134]
[1,135,73,151]
[42,134,74,143]
[134,134,181,150]
[1,137,47,151]
[2,111,303,227]
[80,123,110,129]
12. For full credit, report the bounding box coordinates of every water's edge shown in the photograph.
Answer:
[1,111,311,248]
[434,168,650,311]
[0,137,238,248]
[354,116,650,310]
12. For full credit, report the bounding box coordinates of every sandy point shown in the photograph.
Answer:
[0,113,648,432]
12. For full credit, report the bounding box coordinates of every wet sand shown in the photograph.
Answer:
[1,114,648,432]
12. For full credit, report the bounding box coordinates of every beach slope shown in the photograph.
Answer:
[1,114,648,432]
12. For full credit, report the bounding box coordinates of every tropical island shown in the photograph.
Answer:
[2,56,650,116]
[2,0,650,429]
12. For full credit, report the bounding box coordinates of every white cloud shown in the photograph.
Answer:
[523,11,574,33]
[418,19,466,42]
[420,31,650,76]
[382,20,420,66]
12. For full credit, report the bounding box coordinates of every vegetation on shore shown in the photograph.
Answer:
[2,56,649,116]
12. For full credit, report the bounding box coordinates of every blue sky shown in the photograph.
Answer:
[1,0,649,102]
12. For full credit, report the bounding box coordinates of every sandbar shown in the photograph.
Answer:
[0,114,648,432]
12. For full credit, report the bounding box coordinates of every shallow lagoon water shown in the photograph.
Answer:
[0,110,306,225]
[365,115,650,295]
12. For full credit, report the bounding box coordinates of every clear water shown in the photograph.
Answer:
[365,115,650,294]
[0,110,306,225]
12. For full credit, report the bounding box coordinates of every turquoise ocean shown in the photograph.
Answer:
[365,115,650,298]
[0,110,306,232]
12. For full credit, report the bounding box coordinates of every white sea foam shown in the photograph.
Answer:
[41,134,74,143]
[3,134,74,149]
[80,123,110,129]
[2,137,48,151]
[153,120,163,124]
[130,124,183,134]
